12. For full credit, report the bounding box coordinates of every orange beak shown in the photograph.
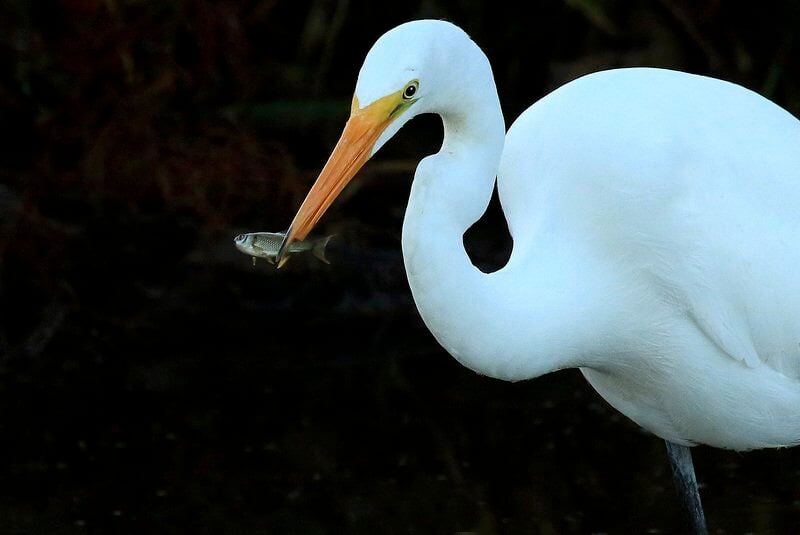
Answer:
[277,90,407,267]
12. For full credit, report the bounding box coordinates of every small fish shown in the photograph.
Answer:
[234,231,333,266]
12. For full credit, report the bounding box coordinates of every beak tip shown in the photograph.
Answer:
[275,230,292,268]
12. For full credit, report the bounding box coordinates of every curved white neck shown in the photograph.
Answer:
[401,83,597,382]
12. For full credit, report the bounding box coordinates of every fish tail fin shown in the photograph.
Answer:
[312,235,334,264]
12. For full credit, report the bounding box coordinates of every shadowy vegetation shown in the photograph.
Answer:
[1,0,799,532]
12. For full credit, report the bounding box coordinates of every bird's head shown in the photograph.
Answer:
[277,20,481,265]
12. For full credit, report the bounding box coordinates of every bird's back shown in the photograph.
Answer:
[498,67,800,448]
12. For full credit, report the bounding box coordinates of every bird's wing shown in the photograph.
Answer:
[501,67,800,379]
[654,158,800,379]
[683,280,763,369]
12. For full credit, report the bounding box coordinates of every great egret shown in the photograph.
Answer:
[277,19,800,532]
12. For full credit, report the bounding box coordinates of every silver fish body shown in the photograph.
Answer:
[234,231,332,265]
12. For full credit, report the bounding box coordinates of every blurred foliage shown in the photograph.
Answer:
[1,0,799,533]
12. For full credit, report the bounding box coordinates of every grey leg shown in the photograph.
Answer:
[665,440,708,535]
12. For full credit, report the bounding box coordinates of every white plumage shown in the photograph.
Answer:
[284,20,800,453]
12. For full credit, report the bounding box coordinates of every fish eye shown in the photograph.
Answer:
[235,234,244,241]
[402,81,419,100]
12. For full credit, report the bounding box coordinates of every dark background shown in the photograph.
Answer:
[1,1,799,533]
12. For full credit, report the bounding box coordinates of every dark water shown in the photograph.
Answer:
[1,198,799,534]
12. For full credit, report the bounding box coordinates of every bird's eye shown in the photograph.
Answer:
[403,81,419,100]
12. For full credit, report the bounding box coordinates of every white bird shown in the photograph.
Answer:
[277,19,800,532]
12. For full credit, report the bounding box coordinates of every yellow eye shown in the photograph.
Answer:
[403,81,419,100]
